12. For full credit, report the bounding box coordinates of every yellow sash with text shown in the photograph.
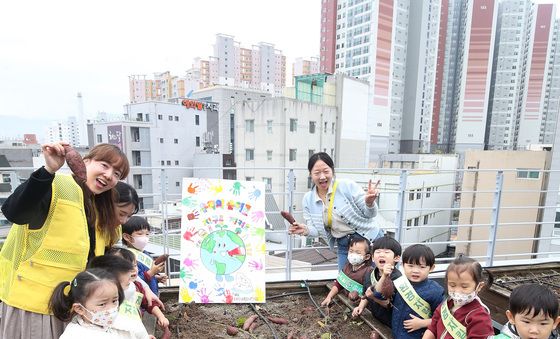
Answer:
[394,276,432,319]
[440,300,467,339]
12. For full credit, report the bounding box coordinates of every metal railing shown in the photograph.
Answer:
[2,165,560,284]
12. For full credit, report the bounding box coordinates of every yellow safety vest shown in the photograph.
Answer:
[0,174,91,315]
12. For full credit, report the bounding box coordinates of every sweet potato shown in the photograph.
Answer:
[280,211,296,224]
[380,277,394,299]
[63,145,87,182]
[161,326,172,339]
[154,254,169,265]
[248,321,259,332]
[242,314,258,331]
[267,316,289,325]
[226,325,239,336]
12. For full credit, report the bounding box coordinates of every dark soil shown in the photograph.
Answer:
[156,288,374,338]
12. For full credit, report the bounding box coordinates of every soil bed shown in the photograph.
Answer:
[156,283,374,338]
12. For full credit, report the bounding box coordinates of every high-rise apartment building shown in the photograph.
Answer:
[292,57,320,83]
[46,116,81,146]
[128,72,196,104]
[188,34,287,96]
[450,0,498,153]
[486,1,558,150]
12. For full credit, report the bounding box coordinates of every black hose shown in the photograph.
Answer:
[249,303,280,339]
[302,280,328,318]
[267,290,309,300]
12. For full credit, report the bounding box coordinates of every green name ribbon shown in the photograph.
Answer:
[441,300,467,339]
[394,276,432,319]
[129,248,153,268]
[336,270,363,295]
[118,292,143,320]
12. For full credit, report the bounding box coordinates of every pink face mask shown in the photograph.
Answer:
[131,235,148,251]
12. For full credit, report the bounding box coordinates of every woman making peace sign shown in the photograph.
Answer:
[289,152,384,270]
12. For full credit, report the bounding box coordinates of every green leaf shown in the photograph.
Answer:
[320,333,332,339]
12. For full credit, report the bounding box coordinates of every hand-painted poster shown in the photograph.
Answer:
[179,178,266,303]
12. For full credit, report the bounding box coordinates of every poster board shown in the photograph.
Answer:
[179,178,266,303]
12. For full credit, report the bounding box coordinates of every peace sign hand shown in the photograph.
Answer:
[365,179,380,207]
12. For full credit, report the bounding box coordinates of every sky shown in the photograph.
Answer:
[0,0,320,137]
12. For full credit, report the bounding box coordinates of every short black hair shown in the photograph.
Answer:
[402,244,435,267]
[509,283,559,319]
[122,216,151,246]
[88,254,134,276]
[115,181,139,214]
[307,152,335,173]
[371,235,402,256]
[106,246,136,265]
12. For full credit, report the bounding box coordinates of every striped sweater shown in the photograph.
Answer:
[302,178,381,247]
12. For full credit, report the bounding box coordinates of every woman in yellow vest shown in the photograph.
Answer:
[0,142,130,339]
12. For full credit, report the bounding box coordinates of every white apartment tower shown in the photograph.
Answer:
[46,116,81,146]
[485,0,533,150]
[450,0,498,153]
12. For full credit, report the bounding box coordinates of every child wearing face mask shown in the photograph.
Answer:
[422,255,494,339]
[49,268,135,338]
[89,253,169,336]
[320,236,374,307]
[122,216,168,295]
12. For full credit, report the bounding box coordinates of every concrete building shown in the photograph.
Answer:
[190,86,272,156]
[432,0,461,153]
[188,34,287,96]
[456,150,551,260]
[292,57,320,82]
[486,1,558,150]
[232,96,337,212]
[343,153,458,255]
[89,100,218,209]
[450,0,498,153]
[46,116,82,147]
[517,4,558,148]
[128,72,198,104]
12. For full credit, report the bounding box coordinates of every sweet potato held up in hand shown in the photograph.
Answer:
[154,254,169,265]
[380,276,394,299]
[280,211,296,224]
[63,145,87,182]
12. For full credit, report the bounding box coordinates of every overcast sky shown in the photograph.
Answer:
[0,0,320,124]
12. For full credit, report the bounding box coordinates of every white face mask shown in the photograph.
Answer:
[124,282,136,302]
[449,290,477,307]
[80,304,119,328]
[131,235,148,251]
[347,253,365,266]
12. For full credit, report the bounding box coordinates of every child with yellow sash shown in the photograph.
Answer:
[321,236,374,307]
[122,216,168,295]
[392,244,444,338]
[491,283,559,339]
[89,252,169,338]
[353,236,402,327]
[423,255,494,339]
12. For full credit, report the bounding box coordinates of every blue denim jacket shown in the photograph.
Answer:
[302,178,380,248]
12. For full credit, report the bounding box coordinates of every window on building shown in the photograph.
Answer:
[159,138,164,143]
[267,150,272,161]
[145,114,150,122]
[168,116,173,121]
[424,215,429,224]
[414,217,419,226]
[409,191,415,200]
[324,122,328,133]
[290,119,298,132]
[267,120,273,134]
[416,189,422,199]
[195,115,200,125]
[263,177,272,192]
[309,121,316,134]
[175,160,179,166]
[245,149,254,161]
[309,149,315,158]
[132,151,141,166]
[166,160,171,165]
[96,134,102,143]
[196,137,200,146]
[517,169,540,179]
[176,181,181,187]
[407,219,412,228]
[131,127,140,142]
[158,114,163,120]
[426,187,431,198]
[161,160,164,166]
[133,174,143,190]
[175,116,179,122]
[289,149,297,161]
[245,119,255,132]
[245,176,254,181]
[332,122,335,134]
[174,138,178,144]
